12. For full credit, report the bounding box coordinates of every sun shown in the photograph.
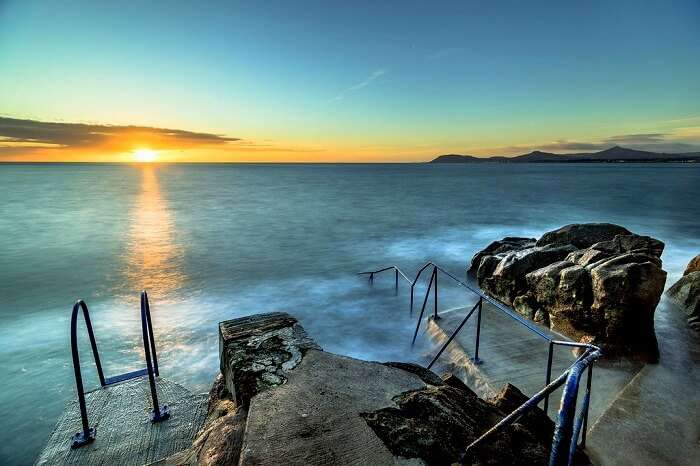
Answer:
[133,148,157,162]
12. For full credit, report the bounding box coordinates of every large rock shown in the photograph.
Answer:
[683,254,700,276]
[536,223,631,248]
[470,224,666,361]
[361,376,561,465]
[667,258,700,333]
[177,312,571,465]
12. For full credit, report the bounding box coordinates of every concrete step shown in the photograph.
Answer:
[35,377,207,466]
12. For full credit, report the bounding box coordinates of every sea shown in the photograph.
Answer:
[1,162,698,464]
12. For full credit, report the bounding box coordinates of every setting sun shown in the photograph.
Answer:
[133,148,157,162]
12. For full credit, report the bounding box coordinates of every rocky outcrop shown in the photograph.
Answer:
[469,223,667,361]
[174,312,572,465]
[667,254,700,333]
[361,375,574,465]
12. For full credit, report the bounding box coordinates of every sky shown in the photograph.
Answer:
[1,0,699,162]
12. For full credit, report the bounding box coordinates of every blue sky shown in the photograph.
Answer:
[1,0,699,161]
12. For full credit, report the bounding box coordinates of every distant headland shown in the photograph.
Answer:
[430,146,700,163]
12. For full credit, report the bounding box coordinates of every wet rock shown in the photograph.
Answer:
[535,223,631,248]
[383,361,445,386]
[441,372,471,391]
[219,312,321,406]
[684,254,700,276]
[157,375,247,466]
[482,244,577,304]
[487,383,553,446]
[471,237,536,270]
[362,380,573,465]
[667,268,700,333]
[469,224,666,360]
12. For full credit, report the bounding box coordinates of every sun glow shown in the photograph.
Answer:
[133,148,157,162]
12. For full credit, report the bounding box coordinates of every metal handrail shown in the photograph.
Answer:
[141,291,170,422]
[361,261,602,465]
[461,347,601,465]
[358,265,411,294]
[68,290,168,448]
[69,300,104,447]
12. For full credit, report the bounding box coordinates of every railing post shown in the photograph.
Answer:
[369,272,374,285]
[69,300,104,448]
[581,364,593,448]
[394,268,399,295]
[409,284,414,315]
[433,267,439,320]
[141,291,170,423]
[412,271,435,345]
[428,299,480,369]
[472,297,483,364]
[544,341,554,413]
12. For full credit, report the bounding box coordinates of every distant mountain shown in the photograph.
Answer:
[430,146,700,163]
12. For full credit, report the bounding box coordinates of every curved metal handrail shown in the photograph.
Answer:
[461,347,602,466]
[69,300,105,447]
[68,291,169,448]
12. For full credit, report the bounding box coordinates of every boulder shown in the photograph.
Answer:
[469,223,666,361]
[535,223,631,248]
[482,244,577,304]
[684,254,700,276]
[667,267,700,333]
[361,381,562,465]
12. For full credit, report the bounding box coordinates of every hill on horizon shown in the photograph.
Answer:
[430,146,700,163]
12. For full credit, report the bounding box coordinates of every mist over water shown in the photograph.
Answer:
[1,163,698,464]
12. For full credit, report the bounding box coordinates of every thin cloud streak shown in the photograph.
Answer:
[329,69,386,102]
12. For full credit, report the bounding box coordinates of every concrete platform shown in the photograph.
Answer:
[35,377,207,466]
[241,349,426,465]
[586,301,700,465]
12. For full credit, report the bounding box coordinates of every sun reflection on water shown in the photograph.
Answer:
[123,165,184,298]
[109,165,191,370]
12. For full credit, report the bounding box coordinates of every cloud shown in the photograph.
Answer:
[329,69,386,103]
[0,117,240,152]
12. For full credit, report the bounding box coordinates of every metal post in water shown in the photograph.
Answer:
[412,271,435,345]
[433,267,439,320]
[395,268,398,295]
[473,297,483,364]
[544,341,554,413]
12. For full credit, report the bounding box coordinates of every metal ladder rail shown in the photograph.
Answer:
[69,291,169,448]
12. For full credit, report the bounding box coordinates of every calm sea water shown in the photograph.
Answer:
[1,163,698,464]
